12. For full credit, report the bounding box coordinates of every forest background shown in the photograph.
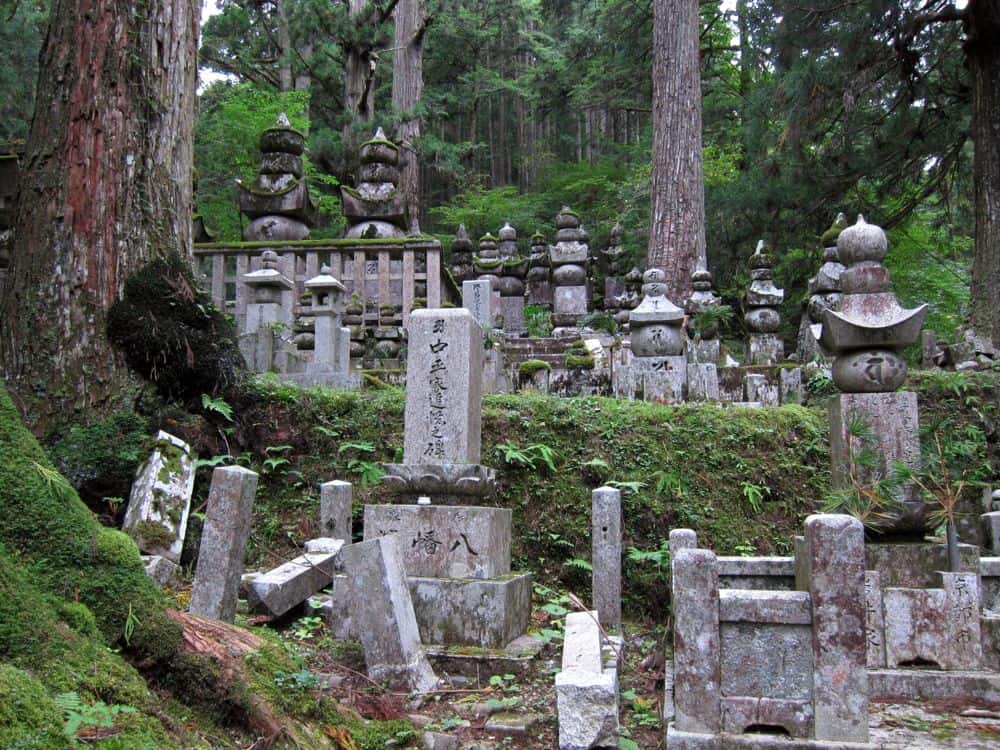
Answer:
[0,0,976,346]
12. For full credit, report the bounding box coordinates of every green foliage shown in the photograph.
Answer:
[518,359,552,377]
[494,442,558,473]
[524,305,553,338]
[55,691,137,745]
[0,665,65,750]
[201,393,234,422]
[44,410,148,493]
[0,1,46,141]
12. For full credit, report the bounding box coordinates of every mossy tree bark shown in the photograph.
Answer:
[647,0,706,304]
[392,0,428,234]
[965,0,1000,350]
[0,0,198,432]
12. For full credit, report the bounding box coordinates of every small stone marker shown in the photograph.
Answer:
[189,466,259,622]
[591,486,621,632]
[403,308,483,465]
[247,540,344,618]
[122,431,195,563]
[320,480,353,541]
[462,279,493,332]
[341,535,438,692]
[779,366,804,404]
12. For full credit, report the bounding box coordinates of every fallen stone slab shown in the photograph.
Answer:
[247,541,344,618]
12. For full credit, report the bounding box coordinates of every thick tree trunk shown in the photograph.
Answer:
[648,0,706,303]
[392,0,426,234]
[965,0,1000,350]
[276,0,293,92]
[0,0,197,432]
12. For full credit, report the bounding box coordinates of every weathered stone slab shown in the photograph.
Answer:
[591,487,621,632]
[562,611,603,673]
[553,285,588,318]
[403,309,483,465]
[407,572,532,648]
[672,548,721,733]
[189,466,258,622]
[688,363,720,401]
[744,373,778,406]
[341,535,438,692]
[364,504,510,579]
[556,611,619,750]
[247,543,343,617]
[982,556,1000,612]
[666,726,875,749]
[716,557,795,579]
[500,296,525,333]
[805,514,868,743]
[320,480,353,541]
[780,367,804,404]
[718,590,811,625]
[942,572,982,669]
[462,279,493,331]
[122,431,195,563]
[720,621,813,700]
[748,333,783,366]
[983,511,1000,552]
[688,338,721,365]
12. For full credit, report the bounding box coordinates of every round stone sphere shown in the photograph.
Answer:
[373,339,401,359]
[498,277,525,297]
[552,264,587,286]
[631,322,684,357]
[744,307,781,333]
[832,349,907,392]
[244,215,310,242]
[837,215,887,266]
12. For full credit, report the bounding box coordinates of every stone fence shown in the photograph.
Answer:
[193,237,455,330]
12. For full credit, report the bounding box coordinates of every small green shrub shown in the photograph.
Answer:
[518,359,552,377]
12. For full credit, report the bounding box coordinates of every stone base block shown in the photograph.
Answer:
[745,373,779,406]
[556,669,619,750]
[500,297,526,333]
[666,726,875,749]
[748,334,784,366]
[424,633,544,679]
[721,697,812,738]
[408,572,532,648]
[364,504,511,579]
[868,668,1000,704]
[688,339,720,365]
[613,356,687,402]
[780,368,804,405]
[866,542,980,588]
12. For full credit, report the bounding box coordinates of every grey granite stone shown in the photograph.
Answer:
[247,544,343,617]
[804,514,868,743]
[672,548,721,733]
[780,367,804,404]
[341,535,438,692]
[720,621,813,701]
[864,571,886,668]
[744,373,779,406]
[718,589,811,625]
[688,363,720,401]
[407,573,532,648]
[721,696,813,738]
[462,279,493,331]
[320,480,353,541]
[364,504,510,579]
[141,554,178,588]
[748,334,783,366]
[122,431,195,563]
[403,309,483,465]
[189,466,258,622]
[591,487,622,632]
[982,511,1000,552]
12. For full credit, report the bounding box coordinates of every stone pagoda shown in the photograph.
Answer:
[602,223,635,327]
[526,231,552,309]
[497,222,528,334]
[371,309,533,655]
[238,114,317,241]
[614,268,686,401]
[684,266,723,365]
[798,213,847,362]
[744,239,784,365]
[549,207,591,328]
[449,224,474,284]
[340,127,407,239]
[473,233,502,329]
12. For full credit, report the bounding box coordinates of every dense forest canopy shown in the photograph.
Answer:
[0,0,992,350]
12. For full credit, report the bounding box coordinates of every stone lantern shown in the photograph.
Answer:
[240,250,293,371]
[305,265,350,375]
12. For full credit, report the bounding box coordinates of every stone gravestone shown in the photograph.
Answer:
[122,431,196,583]
[320,480,353,541]
[341,535,438,692]
[462,279,493,333]
[591,486,621,633]
[189,466,258,622]
[373,308,532,653]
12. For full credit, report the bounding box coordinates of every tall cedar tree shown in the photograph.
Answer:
[0,0,198,431]
[392,0,428,233]
[648,0,706,303]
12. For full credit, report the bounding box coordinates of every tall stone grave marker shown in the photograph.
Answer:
[745,240,784,365]
[549,207,591,328]
[122,431,196,570]
[374,308,532,651]
[592,486,622,632]
[462,279,493,333]
[190,466,259,622]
